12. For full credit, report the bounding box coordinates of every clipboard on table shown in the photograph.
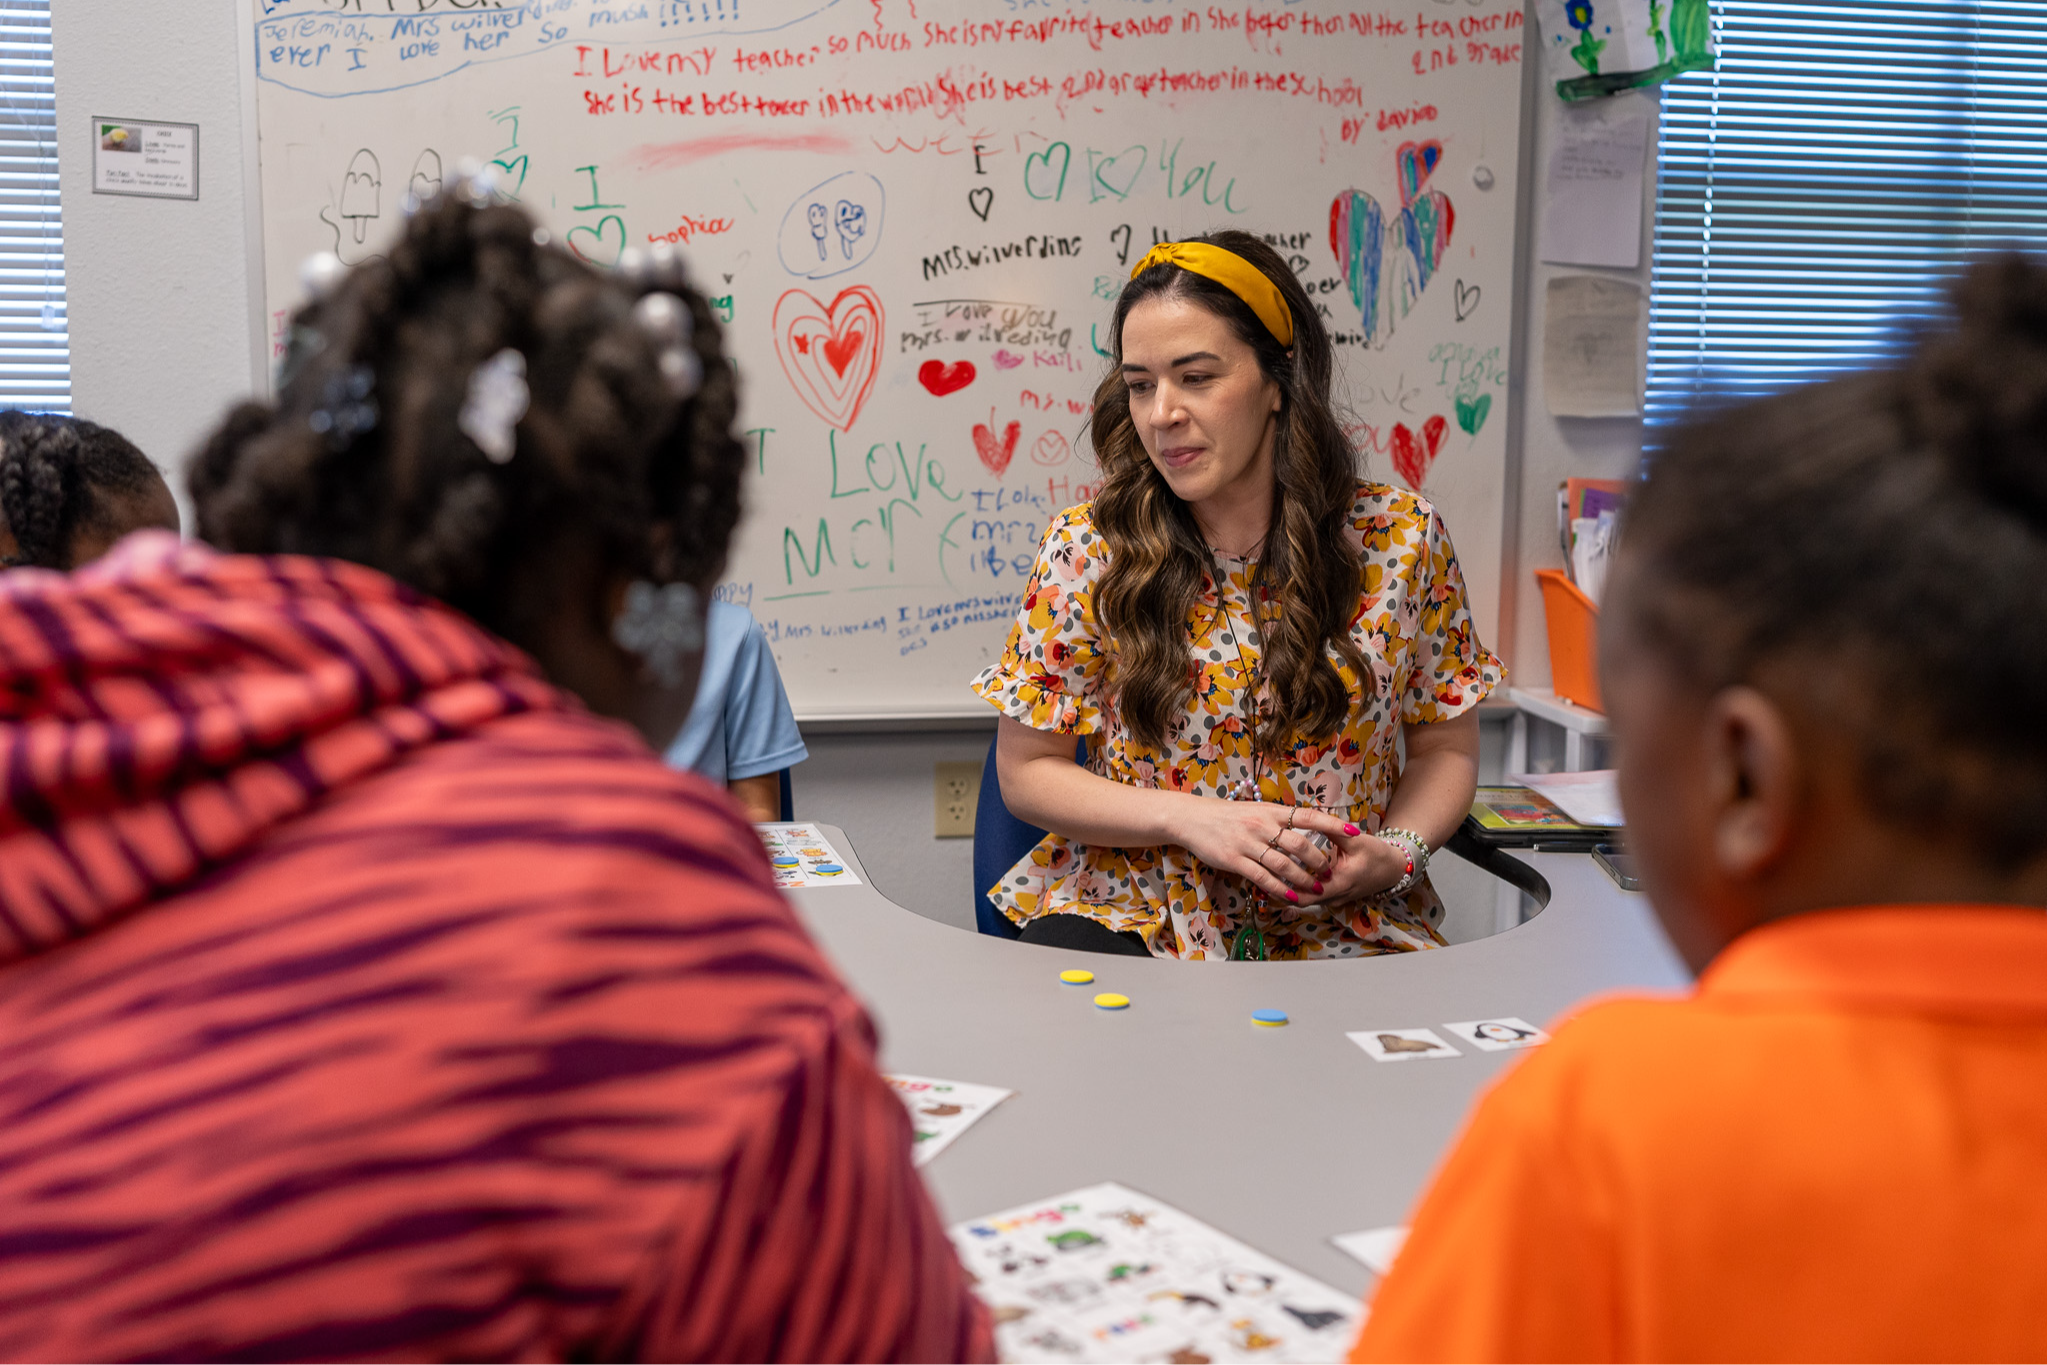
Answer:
[1460,785,1611,851]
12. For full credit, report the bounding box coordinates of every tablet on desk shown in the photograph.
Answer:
[1461,785,1610,852]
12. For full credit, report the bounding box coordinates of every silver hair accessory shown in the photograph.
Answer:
[615,245,649,282]
[611,580,705,688]
[299,251,347,301]
[632,291,702,399]
[309,364,378,449]
[532,227,553,247]
[450,156,498,206]
[459,348,529,464]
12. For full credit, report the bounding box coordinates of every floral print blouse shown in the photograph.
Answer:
[969,482,1504,960]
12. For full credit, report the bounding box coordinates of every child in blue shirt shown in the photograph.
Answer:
[664,600,808,822]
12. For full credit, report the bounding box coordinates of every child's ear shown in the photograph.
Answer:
[1702,686,1800,882]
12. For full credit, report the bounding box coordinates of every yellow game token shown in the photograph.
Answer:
[1093,992,1130,1010]
[1059,969,1095,985]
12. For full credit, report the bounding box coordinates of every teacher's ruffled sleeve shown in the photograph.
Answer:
[968,506,1107,735]
[1400,505,1505,725]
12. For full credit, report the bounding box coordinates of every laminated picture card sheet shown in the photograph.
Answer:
[950,1181,1361,1363]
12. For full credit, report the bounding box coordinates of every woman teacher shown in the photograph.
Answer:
[971,232,1503,959]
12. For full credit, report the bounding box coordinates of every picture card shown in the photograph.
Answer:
[1347,1028,1460,1063]
[755,822,862,888]
[1331,1226,1409,1278]
[951,1181,1361,1363]
[1442,1018,1552,1052]
[885,1074,1013,1167]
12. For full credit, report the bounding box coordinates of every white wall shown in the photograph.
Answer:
[54,2,1650,930]
[52,0,263,506]
[1497,61,1658,686]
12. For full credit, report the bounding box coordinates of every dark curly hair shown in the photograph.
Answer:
[1616,254,2047,869]
[189,193,745,653]
[0,412,167,569]
[1089,230,1368,758]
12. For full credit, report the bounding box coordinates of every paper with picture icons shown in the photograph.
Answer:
[1347,1028,1461,1062]
[885,1074,1013,1167]
[755,822,862,888]
[951,1181,1361,1363]
[1443,1018,1553,1052]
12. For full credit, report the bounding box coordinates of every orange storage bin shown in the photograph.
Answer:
[1534,568,1603,713]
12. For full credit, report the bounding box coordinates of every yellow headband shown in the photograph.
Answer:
[1130,241,1294,348]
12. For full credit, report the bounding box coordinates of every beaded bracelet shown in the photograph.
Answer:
[1379,826,1431,898]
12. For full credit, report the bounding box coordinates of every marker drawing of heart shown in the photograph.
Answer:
[1454,279,1480,321]
[1330,177,1454,349]
[1030,429,1071,467]
[1387,414,1447,489]
[967,186,994,221]
[1454,391,1491,436]
[992,349,1025,370]
[918,359,977,396]
[566,214,626,268]
[1090,144,1148,201]
[1395,139,1443,206]
[973,418,1022,477]
[773,285,883,431]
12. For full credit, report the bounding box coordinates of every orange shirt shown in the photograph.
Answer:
[1354,905,2047,1363]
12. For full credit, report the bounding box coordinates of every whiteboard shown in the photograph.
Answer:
[251,0,1526,721]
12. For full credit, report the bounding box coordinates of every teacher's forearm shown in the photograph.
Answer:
[1001,749,1197,848]
[1380,711,1482,852]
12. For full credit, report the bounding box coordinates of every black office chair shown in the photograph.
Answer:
[971,730,1087,938]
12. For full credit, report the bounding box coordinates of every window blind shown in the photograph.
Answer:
[1648,1,2047,422]
[0,0,63,414]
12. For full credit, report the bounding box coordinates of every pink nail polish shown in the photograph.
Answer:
[1313,881,1323,893]
[1285,889,1299,902]
[1343,823,1361,836]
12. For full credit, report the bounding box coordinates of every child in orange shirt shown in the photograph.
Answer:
[1354,259,2047,1362]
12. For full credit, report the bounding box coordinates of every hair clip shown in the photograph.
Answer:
[532,227,553,248]
[308,364,379,450]
[645,241,682,284]
[299,251,347,301]
[459,348,529,464]
[449,156,498,207]
[632,292,702,399]
[611,579,705,688]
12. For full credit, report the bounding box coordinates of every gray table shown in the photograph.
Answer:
[787,828,1689,1296]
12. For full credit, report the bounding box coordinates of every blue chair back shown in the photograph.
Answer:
[972,730,1085,938]
[777,766,794,822]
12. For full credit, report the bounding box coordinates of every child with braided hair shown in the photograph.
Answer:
[0,187,990,1363]
[0,410,178,569]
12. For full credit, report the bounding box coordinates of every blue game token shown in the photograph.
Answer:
[1251,1009,1289,1027]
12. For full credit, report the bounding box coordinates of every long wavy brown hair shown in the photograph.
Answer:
[1090,230,1367,759]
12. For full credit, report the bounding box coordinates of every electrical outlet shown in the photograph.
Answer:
[935,760,981,838]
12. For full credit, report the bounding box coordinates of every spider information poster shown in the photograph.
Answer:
[949,1182,1360,1363]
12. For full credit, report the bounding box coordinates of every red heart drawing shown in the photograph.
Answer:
[918,359,977,396]
[992,349,1025,370]
[1395,139,1444,208]
[773,286,883,431]
[973,419,1022,477]
[1388,414,1447,489]
[1030,429,1072,467]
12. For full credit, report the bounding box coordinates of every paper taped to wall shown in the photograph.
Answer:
[1543,275,1643,417]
